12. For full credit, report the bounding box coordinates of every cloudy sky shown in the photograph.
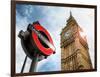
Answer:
[16,4,95,73]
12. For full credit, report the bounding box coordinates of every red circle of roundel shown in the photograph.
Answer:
[32,22,54,56]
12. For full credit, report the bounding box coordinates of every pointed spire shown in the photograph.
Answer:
[67,10,74,22]
[70,11,72,17]
[66,10,78,25]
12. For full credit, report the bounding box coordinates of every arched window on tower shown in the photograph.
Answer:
[78,65,84,70]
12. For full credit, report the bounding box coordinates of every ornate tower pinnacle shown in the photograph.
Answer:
[70,11,72,17]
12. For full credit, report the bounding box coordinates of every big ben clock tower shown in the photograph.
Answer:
[60,12,93,71]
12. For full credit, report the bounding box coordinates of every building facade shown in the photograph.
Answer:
[60,12,92,71]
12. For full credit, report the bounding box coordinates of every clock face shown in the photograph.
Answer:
[64,30,71,38]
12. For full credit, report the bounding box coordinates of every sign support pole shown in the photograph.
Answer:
[21,55,28,73]
[29,53,39,72]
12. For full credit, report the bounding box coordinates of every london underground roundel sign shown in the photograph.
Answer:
[31,21,55,56]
